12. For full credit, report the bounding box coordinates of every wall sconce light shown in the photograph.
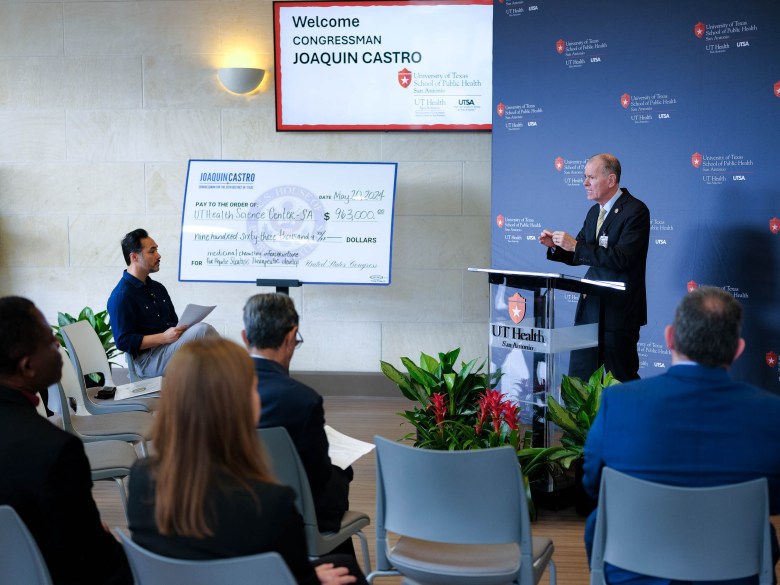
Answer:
[218,67,266,95]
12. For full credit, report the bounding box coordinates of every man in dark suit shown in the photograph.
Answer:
[540,153,649,381]
[583,287,780,585]
[241,293,353,538]
[0,296,131,585]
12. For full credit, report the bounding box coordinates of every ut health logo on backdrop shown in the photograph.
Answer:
[554,36,608,69]
[494,213,541,245]
[553,155,585,188]
[692,17,759,55]
[619,91,678,124]
[689,150,756,185]
[494,101,544,130]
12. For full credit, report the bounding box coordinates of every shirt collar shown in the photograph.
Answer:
[601,188,623,214]
[122,270,154,289]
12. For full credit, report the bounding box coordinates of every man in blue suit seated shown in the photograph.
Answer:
[583,286,780,584]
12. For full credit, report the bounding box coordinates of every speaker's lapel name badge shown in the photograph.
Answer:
[599,234,609,248]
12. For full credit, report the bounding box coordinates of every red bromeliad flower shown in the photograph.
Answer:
[428,392,448,432]
[476,389,506,434]
[502,400,520,431]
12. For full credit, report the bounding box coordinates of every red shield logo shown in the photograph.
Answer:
[554,156,564,171]
[556,39,565,54]
[691,152,702,168]
[694,22,705,38]
[687,280,699,293]
[770,217,780,234]
[766,351,778,368]
[621,93,631,108]
[497,102,505,117]
[496,214,505,229]
[508,293,526,324]
[774,81,780,98]
[398,68,412,88]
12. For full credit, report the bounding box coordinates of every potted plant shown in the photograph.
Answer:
[381,348,565,517]
[545,365,620,514]
[52,306,121,385]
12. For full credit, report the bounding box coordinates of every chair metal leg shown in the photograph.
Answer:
[113,476,128,514]
[355,530,371,574]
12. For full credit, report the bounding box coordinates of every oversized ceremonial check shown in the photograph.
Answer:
[179,160,397,285]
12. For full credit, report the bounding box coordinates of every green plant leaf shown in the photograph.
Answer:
[57,312,76,327]
[418,352,439,374]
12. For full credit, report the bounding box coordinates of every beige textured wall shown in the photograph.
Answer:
[0,0,491,377]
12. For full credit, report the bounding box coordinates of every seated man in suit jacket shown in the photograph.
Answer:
[0,296,131,585]
[583,286,780,585]
[242,293,353,543]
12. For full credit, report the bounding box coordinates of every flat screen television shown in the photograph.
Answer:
[274,0,492,131]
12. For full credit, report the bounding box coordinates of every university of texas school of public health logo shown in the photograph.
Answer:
[398,68,412,88]
[496,214,505,229]
[767,351,778,368]
[691,152,702,168]
[497,102,505,117]
[554,156,564,171]
[775,81,780,98]
[694,22,705,38]
[621,93,631,108]
[687,280,699,293]
[507,292,526,324]
[770,217,780,235]
[556,39,565,54]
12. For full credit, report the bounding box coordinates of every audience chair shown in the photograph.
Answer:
[590,467,772,585]
[0,505,53,585]
[35,383,139,512]
[82,440,137,513]
[257,427,371,572]
[60,320,158,414]
[52,347,152,456]
[368,436,556,585]
[117,529,297,585]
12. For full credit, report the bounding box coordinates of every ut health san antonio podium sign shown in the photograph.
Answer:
[470,268,624,450]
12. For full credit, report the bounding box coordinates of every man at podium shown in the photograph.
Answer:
[540,153,649,382]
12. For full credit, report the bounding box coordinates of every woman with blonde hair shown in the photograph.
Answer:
[127,337,364,585]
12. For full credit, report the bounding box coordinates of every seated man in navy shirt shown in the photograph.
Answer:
[108,229,217,378]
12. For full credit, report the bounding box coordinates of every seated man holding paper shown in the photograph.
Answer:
[241,293,354,547]
[108,228,218,378]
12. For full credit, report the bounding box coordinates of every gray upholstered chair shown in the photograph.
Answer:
[82,440,138,513]
[0,505,53,585]
[52,346,152,457]
[60,320,158,414]
[590,467,772,585]
[117,529,297,585]
[367,436,556,585]
[257,427,371,572]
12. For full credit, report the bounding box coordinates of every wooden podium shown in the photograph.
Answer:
[469,268,624,452]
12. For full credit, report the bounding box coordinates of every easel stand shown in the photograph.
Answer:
[256,279,302,295]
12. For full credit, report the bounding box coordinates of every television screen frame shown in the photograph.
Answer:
[273,0,493,132]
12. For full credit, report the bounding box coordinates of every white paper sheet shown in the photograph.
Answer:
[178,304,216,328]
[114,376,162,400]
[325,425,375,470]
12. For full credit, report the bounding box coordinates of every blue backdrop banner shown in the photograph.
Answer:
[491,0,780,390]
